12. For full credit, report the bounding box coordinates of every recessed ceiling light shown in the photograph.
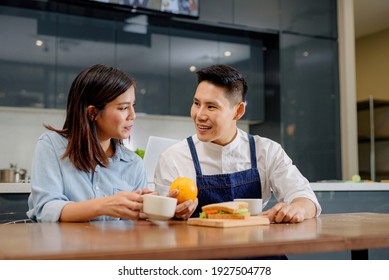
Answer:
[303,51,310,57]
[189,66,197,72]
[35,40,43,47]
[224,51,232,57]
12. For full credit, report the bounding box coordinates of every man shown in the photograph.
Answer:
[154,64,321,223]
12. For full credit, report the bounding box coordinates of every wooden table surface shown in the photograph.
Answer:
[0,213,388,260]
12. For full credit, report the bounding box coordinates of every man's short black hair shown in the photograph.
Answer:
[196,64,248,104]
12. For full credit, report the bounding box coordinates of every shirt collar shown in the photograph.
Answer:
[111,144,133,163]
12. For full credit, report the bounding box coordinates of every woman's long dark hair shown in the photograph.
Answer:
[46,64,136,172]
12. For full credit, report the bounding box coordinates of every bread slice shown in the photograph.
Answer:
[202,201,249,214]
[207,212,250,219]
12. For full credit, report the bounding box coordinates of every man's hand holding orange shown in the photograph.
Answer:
[168,177,198,220]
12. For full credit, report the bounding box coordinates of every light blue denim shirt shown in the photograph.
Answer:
[27,131,147,222]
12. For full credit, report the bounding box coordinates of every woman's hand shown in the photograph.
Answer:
[102,189,144,220]
[168,189,198,220]
[59,189,146,222]
[141,188,158,196]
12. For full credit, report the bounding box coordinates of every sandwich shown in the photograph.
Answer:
[199,201,250,219]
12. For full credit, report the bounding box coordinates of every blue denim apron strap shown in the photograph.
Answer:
[248,134,257,169]
[187,136,202,176]
[187,134,258,174]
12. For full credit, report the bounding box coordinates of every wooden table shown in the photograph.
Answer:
[0,213,388,260]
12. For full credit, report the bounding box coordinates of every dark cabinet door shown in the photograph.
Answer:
[281,33,341,181]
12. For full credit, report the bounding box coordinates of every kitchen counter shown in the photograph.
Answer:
[310,182,389,191]
[1,182,389,193]
[0,183,31,193]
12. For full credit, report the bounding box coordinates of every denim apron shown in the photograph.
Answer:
[187,134,288,260]
[187,134,262,217]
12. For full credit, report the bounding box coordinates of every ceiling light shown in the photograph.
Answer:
[224,51,232,57]
[189,66,197,72]
[125,15,148,25]
[123,15,148,34]
[35,40,43,47]
[123,24,147,34]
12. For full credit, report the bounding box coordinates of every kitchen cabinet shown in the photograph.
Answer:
[0,0,341,181]
[0,0,338,122]
[199,0,280,31]
[0,3,267,122]
[0,193,29,223]
[357,97,389,181]
[280,33,341,182]
[280,0,337,39]
[0,183,30,223]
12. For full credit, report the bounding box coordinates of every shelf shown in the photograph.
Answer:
[357,97,389,182]
[357,99,389,110]
[360,172,389,182]
[358,137,389,143]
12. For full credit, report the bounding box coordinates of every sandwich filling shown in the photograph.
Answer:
[199,208,248,218]
[199,201,250,219]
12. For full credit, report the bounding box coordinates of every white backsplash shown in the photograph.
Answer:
[0,107,249,175]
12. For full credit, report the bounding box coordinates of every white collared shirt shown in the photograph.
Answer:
[154,128,321,215]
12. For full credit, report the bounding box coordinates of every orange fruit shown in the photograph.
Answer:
[169,177,198,204]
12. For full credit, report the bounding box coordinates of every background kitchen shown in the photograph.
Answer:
[0,0,342,182]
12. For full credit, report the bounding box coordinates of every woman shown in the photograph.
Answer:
[27,64,150,222]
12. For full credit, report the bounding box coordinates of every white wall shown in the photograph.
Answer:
[0,107,65,173]
[0,107,249,175]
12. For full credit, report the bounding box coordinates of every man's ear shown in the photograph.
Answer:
[87,105,97,121]
[233,101,246,120]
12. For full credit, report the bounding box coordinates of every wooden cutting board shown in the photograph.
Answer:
[187,216,270,228]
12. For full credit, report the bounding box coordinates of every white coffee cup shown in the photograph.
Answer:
[143,194,177,221]
[233,198,263,216]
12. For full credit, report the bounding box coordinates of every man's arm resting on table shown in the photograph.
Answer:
[262,197,317,223]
